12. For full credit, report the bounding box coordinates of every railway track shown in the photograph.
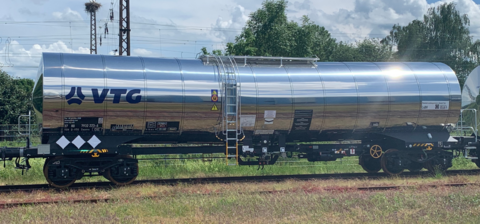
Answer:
[0,169,479,193]
[0,181,477,209]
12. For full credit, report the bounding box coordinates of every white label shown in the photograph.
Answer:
[264,110,276,119]
[254,130,275,135]
[240,115,256,127]
[242,146,254,152]
[37,144,51,155]
[421,101,449,110]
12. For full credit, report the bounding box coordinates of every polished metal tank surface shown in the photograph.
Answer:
[461,65,480,130]
[33,53,461,135]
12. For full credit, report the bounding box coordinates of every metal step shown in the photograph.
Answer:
[227,155,237,157]
[227,163,237,166]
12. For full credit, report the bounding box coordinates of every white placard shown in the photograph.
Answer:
[240,115,256,127]
[421,101,449,110]
[254,130,275,135]
[264,110,276,119]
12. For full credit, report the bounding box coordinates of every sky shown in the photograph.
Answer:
[1,0,480,80]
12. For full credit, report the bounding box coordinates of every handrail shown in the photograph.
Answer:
[200,55,319,67]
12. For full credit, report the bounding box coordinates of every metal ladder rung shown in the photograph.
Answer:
[227,104,236,106]
[227,155,237,157]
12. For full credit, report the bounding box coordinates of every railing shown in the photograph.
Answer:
[0,124,39,141]
[200,55,319,67]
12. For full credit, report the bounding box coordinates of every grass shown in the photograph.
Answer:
[2,176,480,223]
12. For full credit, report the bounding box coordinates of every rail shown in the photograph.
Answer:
[0,169,478,193]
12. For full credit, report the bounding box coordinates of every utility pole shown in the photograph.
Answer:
[85,0,102,54]
[119,0,130,56]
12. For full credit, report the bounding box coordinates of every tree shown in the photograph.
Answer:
[225,1,339,58]
[223,0,339,58]
[293,16,337,59]
[0,70,35,124]
[226,0,294,56]
[200,47,224,56]
[382,3,480,86]
[331,39,392,62]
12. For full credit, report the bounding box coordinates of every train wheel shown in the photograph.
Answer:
[359,154,381,173]
[380,149,404,175]
[43,156,77,188]
[104,155,138,186]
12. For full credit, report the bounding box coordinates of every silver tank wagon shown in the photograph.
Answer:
[4,53,470,188]
[33,53,461,136]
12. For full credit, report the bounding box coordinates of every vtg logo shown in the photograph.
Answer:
[66,87,142,105]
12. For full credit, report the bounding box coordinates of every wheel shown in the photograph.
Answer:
[380,149,404,175]
[359,154,381,173]
[408,162,423,172]
[43,156,77,188]
[104,155,138,186]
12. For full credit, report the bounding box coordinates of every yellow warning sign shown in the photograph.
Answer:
[211,104,218,111]
[212,90,217,95]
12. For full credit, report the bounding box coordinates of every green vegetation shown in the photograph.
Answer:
[0,70,35,125]
[2,177,480,223]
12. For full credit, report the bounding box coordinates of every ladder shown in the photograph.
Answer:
[213,55,241,166]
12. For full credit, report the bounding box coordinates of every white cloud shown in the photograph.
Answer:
[211,5,249,42]
[52,8,83,21]
[289,0,430,41]
[132,48,160,57]
[1,41,89,79]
